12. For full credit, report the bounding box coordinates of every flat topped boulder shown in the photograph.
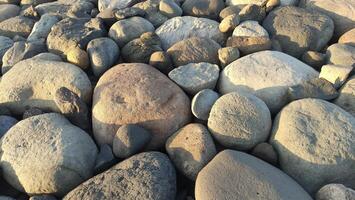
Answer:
[0,58,92,115]
[156,16,225,50]
[218,50,318,113]
[92,63,191,150]
[0,113,98,196]
[195,150,313,200]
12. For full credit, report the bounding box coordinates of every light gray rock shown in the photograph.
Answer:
[0,113,98,196]
[112,124,152,159]
[166,123,216,180]
[219,50,318,113]
[87,37,119,77]
[208,92,272,150]
[35,0,94,18]
[168,62,220,95]
[316,184,355,200]
[0,115,17,139]
[195,150,313,200]
[181,0,225,19]
[159,0,182,18]
[47,18,106,55]
[319,64,353,89]
[334,75,355,117]
[0,16,35,38]
[326,43,355,68]
[263,6,334,58]
[0,59,92,115]
[27,14,60,42]
[288,78,338,101]
[156,16,225,50]
[233,20,269,37]
[0,4,20,22]
[63,152,176,200]
[191,89,219,120]
[108,16,155,47]
[0,36,13,66]
[98,0,138,12]
[270,99,355,194]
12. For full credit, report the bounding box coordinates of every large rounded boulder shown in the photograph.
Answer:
[218,50,318,113]
[270,99,355,194]
[195,150,313,200]
[92,63,191,149]
[0,113,98,196]
[0,58,92,115]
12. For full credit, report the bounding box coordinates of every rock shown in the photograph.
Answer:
[0,16,35,38]
[316,184,355,200]
[265,0,280,12]
[319,65,353,89]
[2,40,47,74]
[121,32,162,63]
[288,78,338,101]
[0,4,20,22]
[63,152,176,200]
[29,195,57,200]
[239,4,266,22]
[66,47,89,70]
[0,113,98,196]
[35,0,94,18]
[31,52,62,61]
[54,87,90,131]
[299,0,355,38]
[226,36,272,55]
[233,20,269,37]
[166,123,216,180]
[270,99,355,194]
[0,59,92,115]
[219,5,243,19]
[92,63,191,149]
[218,46,240,68]
[168,62,220,95]
[191,89,220,120]
[263,6,334,58]
[181,0,225,19]
[96,8,116,26]
[226,0,298,6]
[208,92,272,150]
[98,0,138,12]
[219,14,240,33]
[94,144,116,174]
[133,0,169,27]
[156,16,225,50]
[0,0,20,3]
[251,142,278,166]
[20,5,39,20]
[0,36,13,66]
[112,124,152,158]
[326,44,355,68]
[113,7,146,20]
[339,28,355,46]
[87,37,119,77]
[159,0,182,18]
[108,17,155,48]
[218,51,319,113]
[22,107,44,119]
[21,0,57,6]
[301,51,326,70]
[27,14,60,42]
[334,75,355,117]
[0,115,17,139]
[149,51,174,74]
[195,150,313,200]
[0,196,15,200]
[47,18,106,56]
[167,37,221,67]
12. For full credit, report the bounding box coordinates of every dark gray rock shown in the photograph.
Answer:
[94,144,116,174]
[112,124,152,159]
[63,152,176,200]
[22,107,44,119]
[219,5,243,20]
[149,51,174,74]
[288,78,339,101]
[29,195,57,200]
[251,142,278,166]
[182,0,225,20]
[0,115,17,139]
[0,36,13,66]
[239,4,266,22]
[54,87,89,131]
[301,51,326,70]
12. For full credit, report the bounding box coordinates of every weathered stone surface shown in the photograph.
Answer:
[339,28,355,46]
[219,5,243,19]
[149,51,174,74]
[208,92,272,150]
[251,142,278,166]
[22,107,44,119]
[156,16,225,50]
[166,123,216,180]
[301,51,326,70]
[0,4,20,22]
[288,78,338,101]
[0,36,13,66]
[92,63,191,149]
[326,43,355,68]
[239,4,266,22]
[0,115,17,139]
[263,6,334,58]
[219,14,240,33]
[195,150,313,200]
[66,47,89,70]
[159,0,182,18]
[27,14,60,42]
[35,0,94,18]
[219,51,319,113]
[270,99,355,194]
[319,64,353,89]
[233,20,269,37]
[133,0,169,27]
[218,46,240,68]
[182,0,225,19]
[0,59,92,115]
[98,0,138,12]
[0,16,35,38]
[47,18,106,55]
[191,89,219,120]
[226,36,272,55]
[0,113,98,196]
[63,152,176,200]
[316,184,355,200]
[94,144,116,174]
[334,75,355,117]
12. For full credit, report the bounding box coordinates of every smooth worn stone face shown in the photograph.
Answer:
[195,150,313,200]
[0,36,13,65]
[301,51,326,70]
[0,115,17,139]
[270,99,355,194]
[181,0,225,20]
[159,0,182,18]
[326,43,355,68]
[63,152,177,200]
[98,0,138,12]
[208,92,272,150]
[219,50,319,113]
[226,36,272,55]
[251,142,278,166]
[0,113,98,196]
[315,184,355,200]
[339,28,355,46]
[334,75,355,117]
[94,144,116,174]
[191,89,220,120]
[0,16,35,38]
[66,47,90,70]
[0,4,20,22]
[35,0,94,18]
[218,46,240,68]
[233,20,269,37]
[27,14,60,42]
[92,63,191,150]
[219,14,240,33]
[319,64,353,89]
[263,6,334,58]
